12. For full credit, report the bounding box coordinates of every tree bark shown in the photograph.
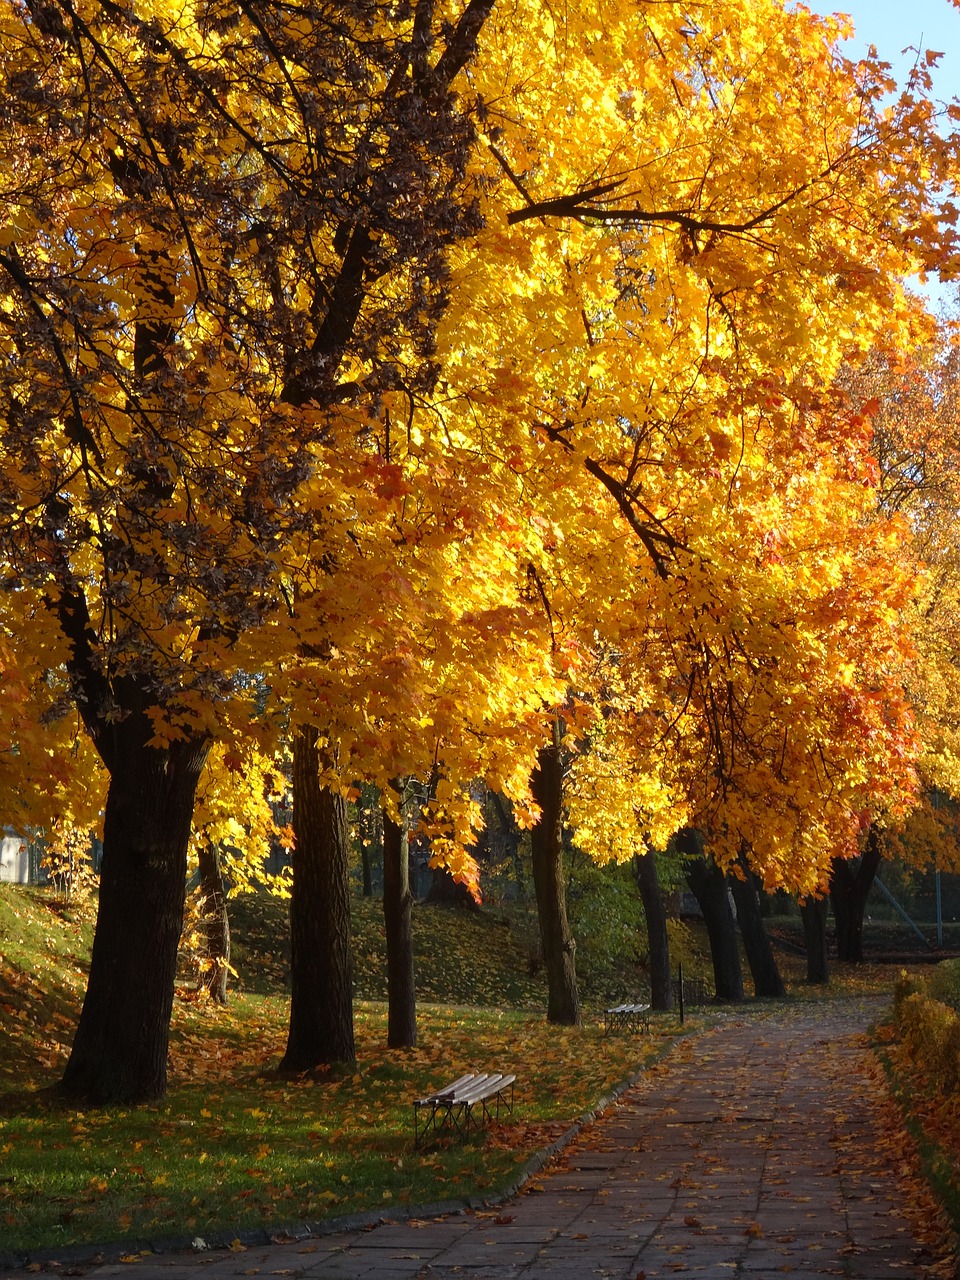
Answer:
[383,799,417,1048]
[730,855,786,998]
[279,725,355,1071]
[425,863,481,908]
[800,896,830,983]
[530,738,580,1026]
[633,849,673,1010]
[197,841,231,1004]
[829,825,882,964]
[357,785,379,898]
[61,725,208,1104]
[490,791,525,899]
[682,835,744,1002]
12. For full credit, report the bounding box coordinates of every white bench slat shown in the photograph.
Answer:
[413,1070,516,1147]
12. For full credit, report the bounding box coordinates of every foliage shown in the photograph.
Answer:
[891,968,960,1094]
[880,977,960,1248]
[2,0,960,888]
[928,959,960,1014]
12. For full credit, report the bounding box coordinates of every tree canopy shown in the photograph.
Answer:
[2,0,960,1096]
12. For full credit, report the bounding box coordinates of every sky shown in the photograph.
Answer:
[809,0,960,102]
[807,0,960,305]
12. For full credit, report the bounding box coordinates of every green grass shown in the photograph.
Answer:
[4,883,927,1260]
[0,885,688,1257]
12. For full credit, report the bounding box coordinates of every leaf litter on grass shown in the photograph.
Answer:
[0,889,676,1256]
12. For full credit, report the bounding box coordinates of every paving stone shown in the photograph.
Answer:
[5,997,951,1280]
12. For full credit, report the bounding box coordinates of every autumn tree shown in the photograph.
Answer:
[3,0,960,1099]
[0,0,506,1101]
[426,0,958,901]
[830,321,960,960]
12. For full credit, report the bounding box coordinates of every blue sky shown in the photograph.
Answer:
[809,0,960,101]
[808,1,960,305]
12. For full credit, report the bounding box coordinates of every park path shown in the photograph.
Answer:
[8,997,957,1278]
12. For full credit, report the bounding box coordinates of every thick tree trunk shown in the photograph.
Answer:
[61,729,207,1104]
[730,856,786,998]
[829,825,882,964]
[633,849,673,1011]
[279,725,355,1071]
[383,802,416,1048]
[683,837,744,1002]
[530,739,580,1026]
[800,896,830,984]
[197,841,231,1004]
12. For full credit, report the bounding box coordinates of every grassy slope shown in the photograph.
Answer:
[4,885,942,1261]
[0,886,687,1257]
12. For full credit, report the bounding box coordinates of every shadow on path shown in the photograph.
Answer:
[6,996,957,1279]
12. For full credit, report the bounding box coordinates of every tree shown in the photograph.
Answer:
[0,0,504,1100]
[187,744,290,1003]
[280,728,355,1071]
[800,896,831,985]
[683,834,744,1002]
[383,785,417,1049]
[632,849,674,1012]
[730,852,786,998]
[829,323,960,959]
[529,728,581,1025]
[3,0,959,1098]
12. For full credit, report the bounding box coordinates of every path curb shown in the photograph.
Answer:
[0,1048,673,1274]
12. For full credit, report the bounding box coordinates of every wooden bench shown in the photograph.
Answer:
[413,1071,516,1147]
[604,1001,651,1034]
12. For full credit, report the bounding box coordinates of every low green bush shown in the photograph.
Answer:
[928,957,960,1012]
[892,975,960,1093]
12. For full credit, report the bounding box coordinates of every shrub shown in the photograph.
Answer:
[894,986,960,1093]
[893,967,927,1017]
[928,958,960,1013]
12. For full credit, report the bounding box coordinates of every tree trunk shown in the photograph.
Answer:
[383,801,416,1048]
[490,791,525,899]
[197,841,231,1004]
[682,836,744,1002]
[730,855,786,998]
[800,897,830,984]
[279,725,355,1071]
[357,784,379,898]
[530,739,580,1025]
[425,863,481,909]
[829,825,882,964]
[633,849,673,1011]
[61,728,208,1104]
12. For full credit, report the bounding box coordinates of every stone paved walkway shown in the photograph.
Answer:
[4,997,954,1278]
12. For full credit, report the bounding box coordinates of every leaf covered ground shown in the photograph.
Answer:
[3,885,956,1264]
[0,886,685,1255]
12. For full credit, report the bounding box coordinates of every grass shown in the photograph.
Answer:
[0,885,689,1258]
[2,883,942,1261]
